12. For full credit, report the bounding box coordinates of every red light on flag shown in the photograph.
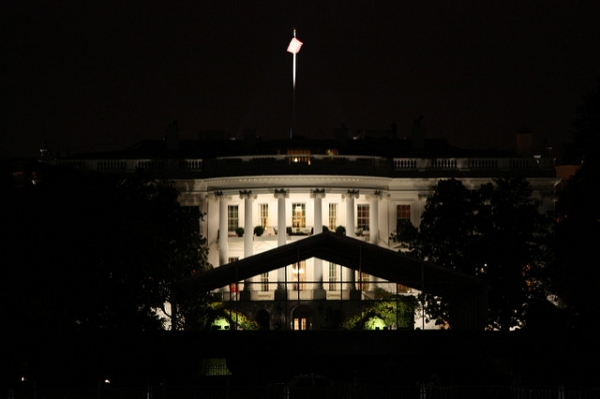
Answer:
[287,37,303,54]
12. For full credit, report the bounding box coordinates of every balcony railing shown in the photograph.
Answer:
[51,155,555,177]
[54,158,204,173]
[392,157,554,171]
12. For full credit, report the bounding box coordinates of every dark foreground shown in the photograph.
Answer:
[2,330,598,398]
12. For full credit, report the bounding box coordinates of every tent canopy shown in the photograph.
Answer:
[181,230,486,298]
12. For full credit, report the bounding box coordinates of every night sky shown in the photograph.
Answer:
[3,1,600,159]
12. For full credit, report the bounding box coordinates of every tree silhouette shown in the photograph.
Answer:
[550,80,600,330]
[571,78,600,164]
[396,177,553,331]
[0,165,212,333]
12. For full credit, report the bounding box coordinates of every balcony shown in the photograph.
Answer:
[51,154,555,178]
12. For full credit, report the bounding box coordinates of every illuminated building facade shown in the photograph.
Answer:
[52,128,559,331]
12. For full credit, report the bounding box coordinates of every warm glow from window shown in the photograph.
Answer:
[292,203,306,228]
[357,204,369,230]
[259,203,268,228]
[287,149,311,165]
[328,203,337,230]
[291,261,306,290]
[293,318,307,330]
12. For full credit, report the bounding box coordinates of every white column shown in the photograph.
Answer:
[240,190,255,291]
[369,191,383,287]
[240,190,254,258]
[275,189,289,290]
[344,190,359,290]
[199,195,207,239]
[275,189,288,247]
[217,192,229,267]
[370,190,382,245]
[345,190,359,238]
[311,189,325,290]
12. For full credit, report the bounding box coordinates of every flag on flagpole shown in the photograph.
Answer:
[287,37,303,54]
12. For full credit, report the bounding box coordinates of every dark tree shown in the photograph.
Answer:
[551,166,600,330]
[0,165,212,333]
[570,78,600,164]
[396,177,553,331]
[476,177,553,331]
[550,80,600,330]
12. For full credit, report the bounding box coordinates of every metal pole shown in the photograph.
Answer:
[422,264,425,330]
[291,28,297,139]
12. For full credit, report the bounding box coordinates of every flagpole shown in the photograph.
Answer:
[292,28,297,140]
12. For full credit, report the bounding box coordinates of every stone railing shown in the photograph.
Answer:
[54,158,204,173]
[392,157,554,172]
[51,155,554,176]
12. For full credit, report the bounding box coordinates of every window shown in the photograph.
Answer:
[260,272,269,292]
[328,262,338,291]
[228,257,239,293]
[358,272,370,292]
[290,261,306,291]
[397,283,412,293]
[259,203,268,228]
[357,204,369,230]
[292,203,306,228]
[227,205,239,232]
[292,305,311,330]
[328,203,337,230]
[396,205,411,234]
[293,318,307,330]
[287,149,311,165]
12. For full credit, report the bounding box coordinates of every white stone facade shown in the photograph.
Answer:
[176,173,558,330]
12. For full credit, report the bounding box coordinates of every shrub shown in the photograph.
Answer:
[253,225,265,236]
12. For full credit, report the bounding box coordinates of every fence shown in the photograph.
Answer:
[4,381,600,399]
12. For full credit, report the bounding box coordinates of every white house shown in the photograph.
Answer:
[53,130,559,331]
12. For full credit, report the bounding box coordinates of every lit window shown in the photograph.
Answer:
[357,204,369,230]
[228,257,239,293]
[358,272,370,292]
[328,262,338,291]
[259,203,268,228]
[293,318,307,330]
[292,203,306,228]
[328,203,337,230]
[287,149,311,165]
[260,272,269,292]
[396,204,411,234]
[397,283,411,293]
[291,261,306,291]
